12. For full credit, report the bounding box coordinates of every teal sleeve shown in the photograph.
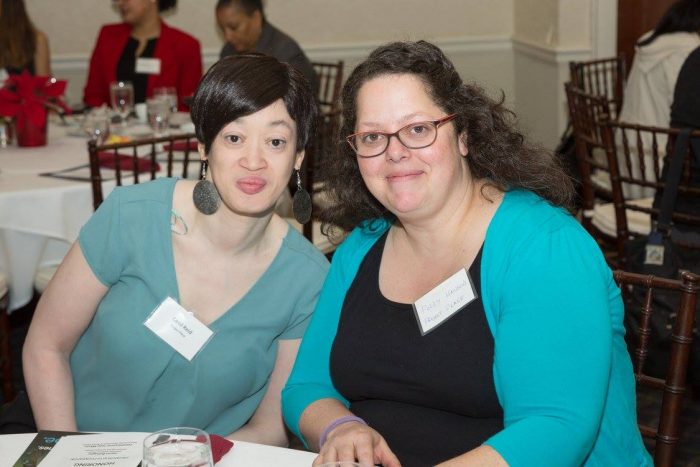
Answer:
[78,187,125,286]
[282,222,388,443]
[280,254,330,340]
[484,224,614,466]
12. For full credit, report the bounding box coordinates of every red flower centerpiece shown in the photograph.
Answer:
[0,72,70,147]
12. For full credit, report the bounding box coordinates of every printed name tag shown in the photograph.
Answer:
[413,268,477,335]
[135,57,161,75]
[144,297,213,361]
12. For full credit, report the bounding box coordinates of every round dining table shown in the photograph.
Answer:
[0,123,98,312]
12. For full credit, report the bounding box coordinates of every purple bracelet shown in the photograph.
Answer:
[319,415,367,448]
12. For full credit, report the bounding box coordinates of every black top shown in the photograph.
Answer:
[116,36,158,104]
[330,233,503,467]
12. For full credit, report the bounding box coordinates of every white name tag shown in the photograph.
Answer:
[413,268,477,335]
[136,57,161,75]
[144,297,213,361]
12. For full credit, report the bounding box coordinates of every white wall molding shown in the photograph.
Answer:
[52,35,513,71]
[512,37,592,64]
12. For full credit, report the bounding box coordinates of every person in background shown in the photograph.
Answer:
[216,0,318,96]
[83,0,202,110]
[281,41,651,466]
[619,0,700,129]
[618,0,700,198]
[23,54,328,444]
[0,0,51,76]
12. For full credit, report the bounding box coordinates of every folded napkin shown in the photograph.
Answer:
[210,434,234,463]
[98,151,160,173]
[163,140,198,152]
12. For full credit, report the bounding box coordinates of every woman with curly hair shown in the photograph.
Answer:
[282,41,651,466]
[83,0,202,110]
[0,0,51,76]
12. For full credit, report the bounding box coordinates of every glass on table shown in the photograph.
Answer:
[142,427,213,467]
[81,108,110,143]
[147,97,172,137]
[153,86,178,113]
[109,81,135,126]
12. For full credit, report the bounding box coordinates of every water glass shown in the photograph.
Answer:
[147,97,171,136]
[142,427,213,467]
[82,112,110,143]
[110,81,135,124]
[154,86,178,113]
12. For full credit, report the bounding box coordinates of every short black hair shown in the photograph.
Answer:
[190,54,317,155]
[157,0,177,12]
[215,0,263,16]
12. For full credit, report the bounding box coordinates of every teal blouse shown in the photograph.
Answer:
[73,177,329,435]
[282,190,652,466]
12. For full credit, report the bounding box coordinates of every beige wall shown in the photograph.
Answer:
[27,0,513,55]
[24,0,612,149]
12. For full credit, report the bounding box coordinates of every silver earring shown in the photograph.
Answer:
[193,160,221,215]
[292,169,312,224]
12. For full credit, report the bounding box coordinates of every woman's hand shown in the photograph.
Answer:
[313,421,401,467]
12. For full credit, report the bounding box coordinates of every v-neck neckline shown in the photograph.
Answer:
[163,179,291,329]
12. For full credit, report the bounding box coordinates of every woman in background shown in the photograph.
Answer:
[619,0,700,128]
[83,0,201,110]
[0,0,51,76]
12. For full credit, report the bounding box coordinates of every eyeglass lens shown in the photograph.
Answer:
[350,121,440,158]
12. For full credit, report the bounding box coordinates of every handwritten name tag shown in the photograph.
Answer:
[135,57,161,75]
[413,268,477,335]
[144,297,213,361]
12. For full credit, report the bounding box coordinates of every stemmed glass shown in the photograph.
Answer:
[142,427,213,467]
[82,108,110,143]
[110,81,134,129]
[153,87,178,114]
[147,97,172,137]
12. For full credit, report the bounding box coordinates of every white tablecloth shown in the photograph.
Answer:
[0,433,317,467]
[0,125,96,311]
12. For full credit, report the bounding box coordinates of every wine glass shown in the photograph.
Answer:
[82,109,110,143]
[110,81,134,127]
[147,97,171,137]
[142,427,213,467]
[153,86,178,114]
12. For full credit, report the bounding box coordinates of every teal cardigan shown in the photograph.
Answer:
[282,190,651,466]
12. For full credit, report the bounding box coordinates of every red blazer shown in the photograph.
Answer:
[83,21,202,110]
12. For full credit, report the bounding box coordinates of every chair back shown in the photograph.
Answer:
[600,122,700,263]
[614,270,699,467]
[569,56,626,119]
[312,61,344,114]
[565,83,614,232]
[87,133,198,210]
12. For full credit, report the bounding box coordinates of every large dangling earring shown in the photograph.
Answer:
[193,160,221,215]
[292,168,312,224]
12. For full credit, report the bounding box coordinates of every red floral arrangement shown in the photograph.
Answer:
[0,71,71,128]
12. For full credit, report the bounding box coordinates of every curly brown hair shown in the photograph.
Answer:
[319,40,574,233]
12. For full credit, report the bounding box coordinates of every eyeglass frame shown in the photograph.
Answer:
[345,114,458,158]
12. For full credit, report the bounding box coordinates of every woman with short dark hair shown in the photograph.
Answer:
[282,41,651,466]
[83,0,202,110]
[24,54,328,444]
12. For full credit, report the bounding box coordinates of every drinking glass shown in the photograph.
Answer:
[82,111,110,143]
[110,81,135,125]
[147,97,171,136]
[153,86,178,113]
[142,427,213,467]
